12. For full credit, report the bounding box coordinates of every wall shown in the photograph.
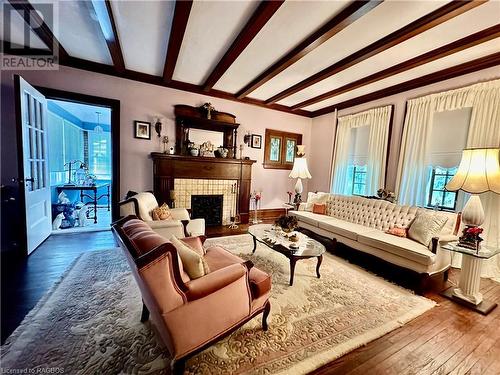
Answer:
[308,66,500,194]
[1,61,312,209]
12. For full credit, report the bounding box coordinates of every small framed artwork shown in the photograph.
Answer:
[251,134,262,149]
[134,121,151,140]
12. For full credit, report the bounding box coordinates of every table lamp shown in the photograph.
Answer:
[289,145,312,204]
[445,147,500,249]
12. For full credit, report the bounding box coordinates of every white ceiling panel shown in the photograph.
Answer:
[278,1,500,107]
[247,0,450,100]
[29,0,112,64]
[173,0,259,84]
[0,2,49,50]
[111,0,175,76]
[213,0,350,93]
[302,38,500,112]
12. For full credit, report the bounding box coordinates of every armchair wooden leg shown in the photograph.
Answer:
[171,358,185,375]
[262,301,271,331]
[140,302,150,323]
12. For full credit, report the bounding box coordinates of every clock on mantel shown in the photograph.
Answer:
[174,104,239,158]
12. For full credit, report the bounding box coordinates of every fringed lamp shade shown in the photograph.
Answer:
[289,158,312,179]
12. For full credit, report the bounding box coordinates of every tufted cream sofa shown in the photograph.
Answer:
[290,194,460,275]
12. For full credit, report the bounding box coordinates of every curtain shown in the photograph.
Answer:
[396,79,500,279]
[331,105,392,195]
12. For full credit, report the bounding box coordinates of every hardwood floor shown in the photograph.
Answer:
[1,229,499,374]
[1,230,117,343]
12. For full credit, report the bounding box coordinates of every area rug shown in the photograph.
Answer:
[1,234,435,374]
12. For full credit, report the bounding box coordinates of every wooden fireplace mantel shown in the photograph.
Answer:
[151,153,256,224]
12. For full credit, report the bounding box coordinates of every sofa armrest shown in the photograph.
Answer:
[429,234,459,254]
[146,220,182,229]
[185,263,247,301]
[145,220,185,239]
[170,208,191,221]
[185,218,205,236]
[119,198,137,217]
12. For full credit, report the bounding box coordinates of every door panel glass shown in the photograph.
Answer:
[30,161,36,192]
[29,128,35,159]
[24,92,30,125]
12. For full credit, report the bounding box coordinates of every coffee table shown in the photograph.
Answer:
[248,224,326,286]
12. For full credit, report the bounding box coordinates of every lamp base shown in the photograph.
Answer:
[293,178,303,204]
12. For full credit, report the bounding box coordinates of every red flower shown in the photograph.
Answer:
[466,227,483,235]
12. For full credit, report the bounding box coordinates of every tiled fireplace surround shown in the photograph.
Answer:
[174,179,238,225]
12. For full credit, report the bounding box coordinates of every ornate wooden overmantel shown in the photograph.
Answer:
[151,153,256,224]
[174,104,239,158]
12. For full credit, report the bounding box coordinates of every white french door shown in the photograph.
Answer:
[16,75,52,254]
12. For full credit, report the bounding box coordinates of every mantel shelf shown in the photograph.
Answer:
[150,153,255,165]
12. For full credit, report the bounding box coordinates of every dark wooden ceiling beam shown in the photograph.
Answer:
[90,0,125,73]
[163,0,193,83]
[202,0,284,91]
[8,0,69,61]
[266,0,486,105]
[311,52,500,117]
[235,0,382,99]
[292,24,500,110]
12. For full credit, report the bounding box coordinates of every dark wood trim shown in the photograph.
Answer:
[263,129,302,170]
[13,75,28,257]
[3,49,313,118]
[35,86,121,221]
[91,0,125,73]
[202,0,284,91]
[384,105,395,187]
[162,0,193,83]
[266,0,485,104]
[8,0,69,60]
[236,0,382,99]
[311,52,500,116]
[249,208,286,221]
[291,24,500,110]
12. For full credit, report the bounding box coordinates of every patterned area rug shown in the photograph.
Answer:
[1,234,435,374]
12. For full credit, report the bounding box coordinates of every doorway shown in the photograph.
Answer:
[14,76,120,255]
[47,100,112,233]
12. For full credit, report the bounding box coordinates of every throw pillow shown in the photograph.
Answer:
[170,235,210,279]
[386,226,408,238]
[408,213,448,246]
[305,192,330,212]
[312,203,326,215]
[180,236,206,256]
[152,203,173,221]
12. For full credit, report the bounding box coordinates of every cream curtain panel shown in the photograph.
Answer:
[331,105,392,195]
[396,79,500,279]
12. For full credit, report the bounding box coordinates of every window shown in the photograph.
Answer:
[263,129,302,170]
[427,166,458,210]
[352,165,367,196]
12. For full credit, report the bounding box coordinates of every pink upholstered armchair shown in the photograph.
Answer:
[112,216,271,374]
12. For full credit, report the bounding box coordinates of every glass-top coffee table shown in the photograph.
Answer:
[248,224,326,286]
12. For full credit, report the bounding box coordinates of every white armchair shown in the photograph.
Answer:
[119,192,205,238]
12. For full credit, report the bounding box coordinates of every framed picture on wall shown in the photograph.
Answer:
[251,134,262,149]
[134,121,151,140]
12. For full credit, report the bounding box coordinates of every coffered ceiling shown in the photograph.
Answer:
[3,0,499,118]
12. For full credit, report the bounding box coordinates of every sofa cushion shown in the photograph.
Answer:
[304,192,330,211]
[313,203,327,214]
[171,235,209,279]
[357,230,436,266]
[289,211,325,227]
[317,218,377,241]
[408,212,448,246]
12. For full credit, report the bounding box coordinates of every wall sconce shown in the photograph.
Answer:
[154,117,163,138]
[243,131,252,146]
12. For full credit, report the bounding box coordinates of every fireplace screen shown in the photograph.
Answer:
[191,194,223,226]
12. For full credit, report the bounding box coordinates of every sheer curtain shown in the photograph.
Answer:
[396,79,500,279]
[331,105,392,195]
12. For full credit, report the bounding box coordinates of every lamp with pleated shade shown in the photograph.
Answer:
[289,146,312,204]
[445,147,500,249]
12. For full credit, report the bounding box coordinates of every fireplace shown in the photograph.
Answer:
[191,195,223,226]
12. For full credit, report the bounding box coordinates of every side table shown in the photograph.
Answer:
[440,243,499,315]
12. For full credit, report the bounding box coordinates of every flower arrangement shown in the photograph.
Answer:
[250,191,262,224]
[459,226,484,251]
